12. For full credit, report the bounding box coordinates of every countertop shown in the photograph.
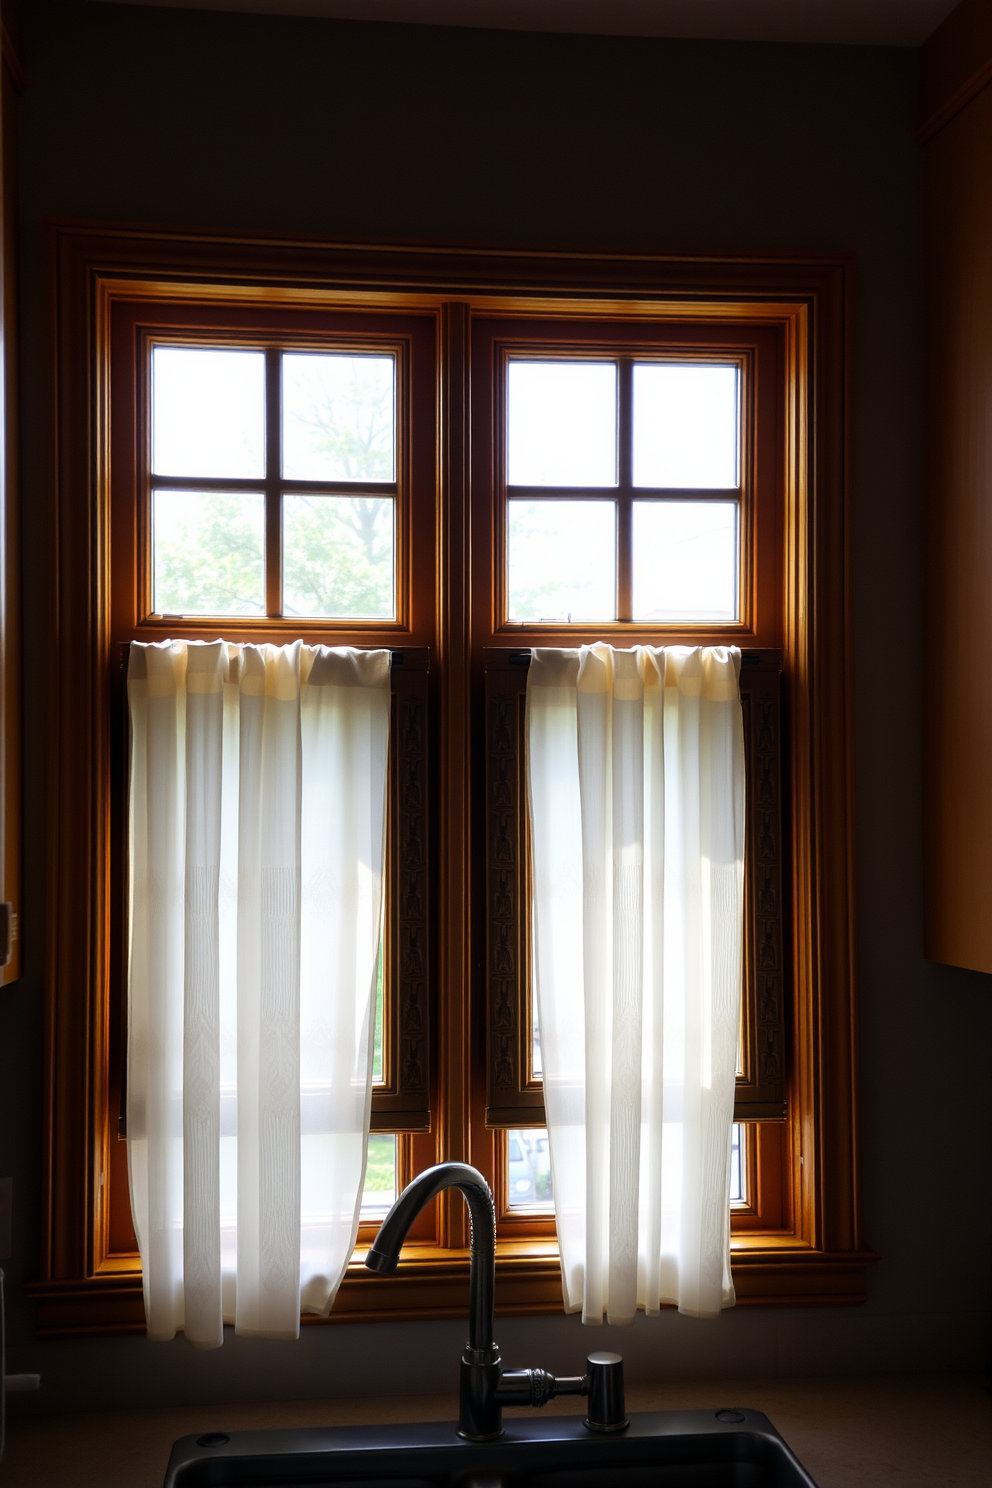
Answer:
[2,1373,990,1487]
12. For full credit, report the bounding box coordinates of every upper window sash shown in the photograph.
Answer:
[495,345,750,631]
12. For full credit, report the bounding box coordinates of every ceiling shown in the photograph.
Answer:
[98,0,960,48]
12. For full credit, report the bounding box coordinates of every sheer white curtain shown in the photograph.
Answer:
[126,640,390,1348]
[527,644,744,1324]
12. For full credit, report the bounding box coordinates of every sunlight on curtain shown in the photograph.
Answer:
[526,644,744,1323]
[126,640,390,1348]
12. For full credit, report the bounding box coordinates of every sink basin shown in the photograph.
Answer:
[164,1409,819,1487]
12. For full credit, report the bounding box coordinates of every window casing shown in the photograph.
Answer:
[32,227,869,1334]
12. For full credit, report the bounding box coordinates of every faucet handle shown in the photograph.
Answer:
[584,1352,628,1433]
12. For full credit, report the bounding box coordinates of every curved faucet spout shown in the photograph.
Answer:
[365,1162,496,1361]
[365,1158,625,1442]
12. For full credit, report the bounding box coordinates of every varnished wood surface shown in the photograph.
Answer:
[0,30,20,986]
[920,0,992,141]
[923,73,992,971]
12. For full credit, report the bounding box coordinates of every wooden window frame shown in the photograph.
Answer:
[0,39,19,989]
[31,225,869,1334]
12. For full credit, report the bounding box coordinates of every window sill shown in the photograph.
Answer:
[25,1240,875,1336]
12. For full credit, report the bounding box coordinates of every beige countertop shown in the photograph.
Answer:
[3,1373,990,1487]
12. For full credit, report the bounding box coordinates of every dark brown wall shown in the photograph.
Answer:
[1,0,990,1414]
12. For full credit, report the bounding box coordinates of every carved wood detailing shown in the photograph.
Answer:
[0,40,19,987]
[484,658,541,1125]
[373,654,431,1130]
[484,650,786,1126]
[736,657,787,1119]
[435,300,473,1252]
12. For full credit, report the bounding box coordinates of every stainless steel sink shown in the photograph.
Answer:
[163,1408,820,1487]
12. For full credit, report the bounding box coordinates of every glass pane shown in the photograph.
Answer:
[531,986,542,1081]
[372,931,384,1086]
[361,1134,397,1221]
[633,363,739,489]
[152,346,264,478]
[508,499,615,622]
[507,1125,744,1213]
[730,1123,746,1205]
[508,361,617,487]
[283,353,395,482]
[632,500,738,621]
[153,489,264,616]
[506,1129,553,1210]
[283,495,395,619]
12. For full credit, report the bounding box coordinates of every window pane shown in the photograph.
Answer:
[372,931,384,1086]
[633,363,739,489]
[531,987,542,1081]
[508,1125,744,1213]
[506,1129,553,1210]
[730,1123,746,1205]
[153,489,264,616]
[283,495,395,619]
[508,499,616,622]
[152,347,264,479]
[632,500,738,621]
[361,1133,397,1221]
[508,361,617,487]
[283,353,395,482]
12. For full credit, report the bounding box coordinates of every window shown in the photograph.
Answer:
[33,228,866,1333]
[102,298,438,1269]
[148,344,399,622]
[476,318,787,1248]
[503,1123,750,1214]
[503,355,741,625]
[139,338,420,1232]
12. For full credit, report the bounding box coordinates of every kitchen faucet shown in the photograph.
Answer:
[365,1161,627,1441]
